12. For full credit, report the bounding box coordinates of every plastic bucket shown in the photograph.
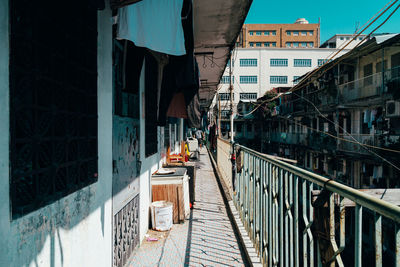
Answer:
[151,201,173,231]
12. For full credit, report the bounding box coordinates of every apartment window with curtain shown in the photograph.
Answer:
[240,59,257,67]
[249,31,254,36]
[240,76,258,84]
[270,58,288,67]
[271,31,276,36]
[270,76,288,84]
[294,59,312,67]
[256,31,261,36]
[264,31,269,36]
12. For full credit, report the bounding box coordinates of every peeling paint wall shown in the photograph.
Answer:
[0,3,113,266]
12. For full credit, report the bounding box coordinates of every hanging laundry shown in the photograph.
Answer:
[363,109,371,124]
[117,0,186,56]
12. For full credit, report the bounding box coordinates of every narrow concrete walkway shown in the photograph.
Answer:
[128,147,247,266]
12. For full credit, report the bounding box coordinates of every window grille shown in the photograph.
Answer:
[240,59,257,67]
[270,59,288,67]
[240,76,258,84]
[219,93,233,101]
[9,0,98,219]
[270,76,288,84]
[294,59,312,67]
[220,76,234,84]
[240,93,257,100]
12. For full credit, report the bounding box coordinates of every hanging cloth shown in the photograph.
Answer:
[117,0,186,56]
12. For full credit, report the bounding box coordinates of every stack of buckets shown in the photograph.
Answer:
[150,201,173,231]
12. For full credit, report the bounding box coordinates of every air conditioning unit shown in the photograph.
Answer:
[386,100,400,117]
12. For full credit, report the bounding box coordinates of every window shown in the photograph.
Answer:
[376,60,387,73]
[249,42,254,47]
[219,93,233,100]
[300,42,307,48]
[221,110,230,118]
[294,59,312,67]
[247,123,252,133]
[240,93,258,100]
[256,31,262,36]
[359,37,363,40]
[249,31,254,36]
[220,76,234,84]
[293,76,301,84]
[293,31,299,36]
[318,59,330,66]
[264,42,270,47]
[363,63,373,86]
[346,37,350,40]
[271,31,276,36]
[309,31,314,36]
[270,58,288,67]
[340,37,344,40]
[301,31,307,36]
[236,123,242,132]
[256,42,261,47]
[240,59,257,67]
[286,31,291,36]
[286,42,292,48]
[240,76,258,84]
[145,54,159,157]
[9,2,98,219]
[270,76,288,84]
[271,42,277,47]
[293,42,299,48]
[308,42,314,47]
[226,59,234,67]
[264,31,269,36]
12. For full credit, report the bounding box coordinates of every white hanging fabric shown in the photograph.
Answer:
[117,0,186,56]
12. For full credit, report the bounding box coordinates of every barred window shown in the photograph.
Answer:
[10,0,98,219]
[294,59,312,67]
[270,76,288,84]
[219,93,233,101]
[240,59,257,67]
[270,59,288,67]
[240,76,258,84]
[240,93,257,100]
[220,76,234,84]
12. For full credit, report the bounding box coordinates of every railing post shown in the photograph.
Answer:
[355,204,363,267]
[279,168,284,266]
[294,175,299,267]
[396,223,400,266]
[375,213,382,267]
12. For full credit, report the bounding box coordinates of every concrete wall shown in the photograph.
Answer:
[217,138,233,192]
[0,4,114,266]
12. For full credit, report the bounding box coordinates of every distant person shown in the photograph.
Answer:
[195,129,203,148]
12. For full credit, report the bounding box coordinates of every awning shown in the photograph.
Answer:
[193,0,252,109]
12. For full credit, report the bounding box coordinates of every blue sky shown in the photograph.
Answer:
[245,0,400,43]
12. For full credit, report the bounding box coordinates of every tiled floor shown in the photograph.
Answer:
[128,148,247,267]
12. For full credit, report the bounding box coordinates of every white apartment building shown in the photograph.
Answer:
[211,46,350,139]
[320,34,367,49]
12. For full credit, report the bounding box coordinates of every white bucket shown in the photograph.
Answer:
[151,201,173,231]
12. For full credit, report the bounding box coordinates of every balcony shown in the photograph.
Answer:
[337,134,379,155]
[269,132,308,146]
[338,66,400,103]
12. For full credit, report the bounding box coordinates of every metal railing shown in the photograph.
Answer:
[233,144,400,266]
[337,134,379,155]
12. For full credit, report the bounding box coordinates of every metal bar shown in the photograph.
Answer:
[268,162,273,267]
[396,223,400,266]
[308,182,314,267]
[294,175,299,267]
[375,213,382,267]
[279,168,284,266]
[285,170,289,267]
[302,179,308,266]
[289,172,294,267]
[355,204,363,267]
[236,145,400,223]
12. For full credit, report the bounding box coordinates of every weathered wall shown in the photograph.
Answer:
[217,138,233,193]
[0,4,114,266]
